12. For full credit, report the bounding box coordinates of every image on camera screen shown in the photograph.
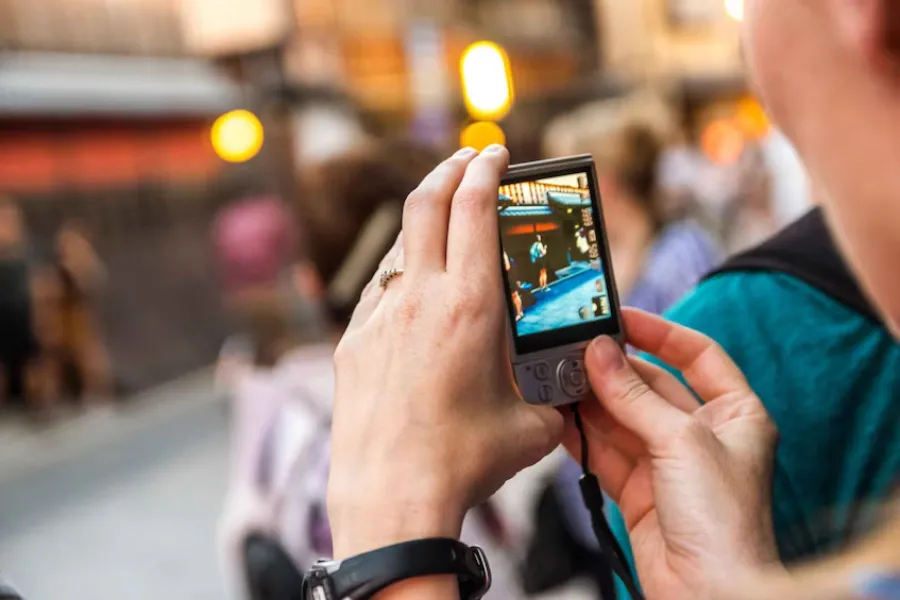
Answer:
[499,172,612,339]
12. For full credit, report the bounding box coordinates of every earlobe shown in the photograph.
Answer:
[884,0,900,65]
[836,0,900,70]
[833,0,882,62]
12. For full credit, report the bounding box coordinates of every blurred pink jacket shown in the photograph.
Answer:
[218,341,525,599]
[218,343,334,597]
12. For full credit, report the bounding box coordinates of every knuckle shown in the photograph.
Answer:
[615,375,654,410]
[393,290,424,326]
[445,295,476,325]
[403,188,428,215]
[333,335,357,365]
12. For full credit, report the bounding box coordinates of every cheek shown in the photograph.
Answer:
[742,0,788,124]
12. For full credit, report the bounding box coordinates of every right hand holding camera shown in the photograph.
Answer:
[565,308,781,600]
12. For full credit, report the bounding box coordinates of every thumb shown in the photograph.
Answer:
[585,337,692,448]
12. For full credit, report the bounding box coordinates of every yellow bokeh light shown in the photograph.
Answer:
[736,97,770,140]
[725,0,744,21]
[701,119,745,165]
[211,109,264,163]
[460,121,506,152]
[460,41,514,121]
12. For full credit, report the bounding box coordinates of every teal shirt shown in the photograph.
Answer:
[610,271,900,597]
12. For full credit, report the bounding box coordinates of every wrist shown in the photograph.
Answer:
[330,497,465,560]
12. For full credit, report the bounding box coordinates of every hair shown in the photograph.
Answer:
[226,289,292,368]
[544,90,678,231]
[297,137,442,325]
[605,123,666,229]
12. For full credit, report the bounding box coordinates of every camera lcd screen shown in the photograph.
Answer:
[499,168,620,355]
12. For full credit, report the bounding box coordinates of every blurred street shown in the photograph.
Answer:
[0,374,228,600]
[0,375,593,600]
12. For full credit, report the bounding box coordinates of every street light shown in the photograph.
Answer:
[460,41,513,121]
[460,121,506,151]
[211,109,264,163]
[725,0,744,21]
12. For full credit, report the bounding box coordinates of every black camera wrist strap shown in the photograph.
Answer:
[572,404,646,600]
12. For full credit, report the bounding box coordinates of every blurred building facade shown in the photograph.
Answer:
[0,0,750,391]
[1,2,243,392]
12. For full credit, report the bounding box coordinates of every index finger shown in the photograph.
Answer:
[622,307,752,403]
[402,147,479,275]
[445,145,509,280]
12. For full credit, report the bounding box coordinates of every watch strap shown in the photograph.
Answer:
[305,538,491,600]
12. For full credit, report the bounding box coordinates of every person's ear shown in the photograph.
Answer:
[832,0,900,71]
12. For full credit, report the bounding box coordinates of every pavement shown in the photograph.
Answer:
[0,372,595,600]
[0,372,229,600]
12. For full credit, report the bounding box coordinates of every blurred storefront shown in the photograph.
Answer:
[0,1,250,392]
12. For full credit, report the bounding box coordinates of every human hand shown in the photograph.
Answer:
[328,146,564,561]
[563,308,780,600]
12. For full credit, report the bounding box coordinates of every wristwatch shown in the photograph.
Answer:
[302,538,491,600]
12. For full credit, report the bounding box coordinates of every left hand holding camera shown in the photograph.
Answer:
[564,308,781,600]
[328,146,564,565]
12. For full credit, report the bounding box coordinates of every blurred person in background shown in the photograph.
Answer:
[213,192,327,599]
[718,142,779,254]
[218,140,519,600]
[525,95,722,598]
[761,128,813,228]
[48,221,113,406]
[0,197,40,417]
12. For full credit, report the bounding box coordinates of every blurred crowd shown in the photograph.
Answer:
[0,198,112,422]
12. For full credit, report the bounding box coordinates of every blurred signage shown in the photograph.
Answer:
[476,0,568,44]
[180,0,290,55]
[2,0,183,54]
[406,22,452,146]
[666,0,720,28]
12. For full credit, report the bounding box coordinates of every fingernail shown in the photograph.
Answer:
[482,144,506,154]
[590,337,625,373]
[853,570,900,599]
[454,147,477,158]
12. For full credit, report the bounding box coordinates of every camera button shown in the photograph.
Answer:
[533,362,551,381]
[558,359,588,397]
[538,385,554,404]
[568,369,585,388]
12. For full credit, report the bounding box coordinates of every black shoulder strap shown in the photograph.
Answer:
[706,208,880,323]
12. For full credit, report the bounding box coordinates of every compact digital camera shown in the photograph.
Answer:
[498,155,624,406]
